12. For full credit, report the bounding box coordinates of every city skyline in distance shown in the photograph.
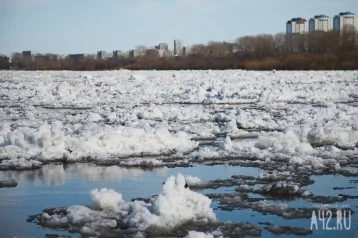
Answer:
[0,0,357,56]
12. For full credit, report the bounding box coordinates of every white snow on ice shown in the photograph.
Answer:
[185,230,219,238]
[37,174,216,235]
[0,70,357,169]
[0,121,197,162]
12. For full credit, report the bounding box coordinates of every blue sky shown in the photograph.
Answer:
[0,0,357,56]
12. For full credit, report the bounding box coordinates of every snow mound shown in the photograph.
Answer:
[126,174,216,229]
[90,188,125,212]
[0,121,198,165]
[307,127,358,149]
[185,231,216,238]
[185,175,204,186]
[68,126,198,160]
[34,174,216,235]
[289,155,326,169]
[255,130,313,154]
[0,121,66,160]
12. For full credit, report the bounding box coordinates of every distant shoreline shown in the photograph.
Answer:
[2,53,358,72]
[2,31,358,71]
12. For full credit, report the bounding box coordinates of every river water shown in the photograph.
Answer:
[1,163,357,238]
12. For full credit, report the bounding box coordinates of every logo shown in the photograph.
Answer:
[310,204,351,231]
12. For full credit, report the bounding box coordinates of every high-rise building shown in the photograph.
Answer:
[97,51,113,60]
[22,51,35,61]
[182,47,187,56]
[97,51,105,59]
[333,12,356,32]
[68,54,86,61]
[286,18,308,34]
[129,50,140,58]
[174,39,183,55]
[113,50,128,58]
[157,43,169,51]
[309,15,330,33]
[158,50,170,57]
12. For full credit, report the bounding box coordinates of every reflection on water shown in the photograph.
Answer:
[303,174,358,197]
[0,163,260,238]
[0,163,357,238]
[0,163,261,187]
[0,163,169,186]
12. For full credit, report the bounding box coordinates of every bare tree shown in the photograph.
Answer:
[207,41,232,57]
[190,44,207,55]
[135,45,148,56]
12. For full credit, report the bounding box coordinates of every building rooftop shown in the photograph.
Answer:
[314,15,329,19]
[339,12,355,16]
[287,17,307,24]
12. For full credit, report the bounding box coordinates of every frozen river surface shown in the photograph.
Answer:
[0,70,358,237]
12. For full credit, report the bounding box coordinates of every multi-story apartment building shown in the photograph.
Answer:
[68,54,86,61]
[286,18,308,34]
[22,51,36,61]
[174,39,183,55]
[333,12,356,32]
[97,51,113,60]
[113,50,129,58]
[129,50,140,58]
[155,43,169,51]
[158,50,171,57]
[309,15,330,32]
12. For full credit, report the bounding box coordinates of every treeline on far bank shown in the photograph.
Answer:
[2,30,358,71]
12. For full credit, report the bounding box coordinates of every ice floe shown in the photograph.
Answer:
[28,174,217,236]
[0,70,357,173]
[0,121,197,165]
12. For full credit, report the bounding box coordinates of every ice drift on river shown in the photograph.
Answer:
[0,120,197,161]
[36,174,216,235]
[0,70,357,170]
[185,231,218,238]
[125,173,216,229]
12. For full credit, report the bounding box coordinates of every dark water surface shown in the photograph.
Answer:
[0,163,357,238]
